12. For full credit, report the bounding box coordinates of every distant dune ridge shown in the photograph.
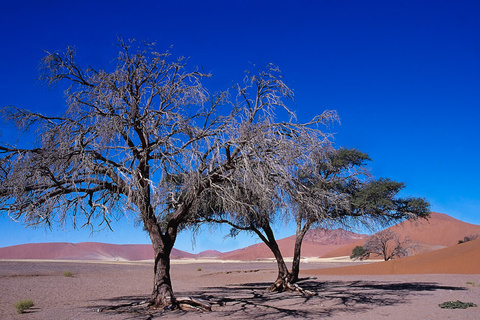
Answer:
[0,242,193,261]
[1,212,480,271]
[0,228,367,261]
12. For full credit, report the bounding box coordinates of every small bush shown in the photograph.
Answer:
[63,271,73,277]
[350,245,367,260]
[458,234,478,244]
[439,300,477,309]
[14,299,34,313]
[196,267,202,272]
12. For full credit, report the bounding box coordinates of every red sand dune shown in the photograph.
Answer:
[219,228,367,260]
[196,250,222,258]
[2,212,479,263]
[322,212,480,258]
[0,242,194,261]
[305,238,480,275]
[0,228,366,261]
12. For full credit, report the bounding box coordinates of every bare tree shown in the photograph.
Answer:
[362,230,411,261]
[0,40,215,308]
[0,40,335,309]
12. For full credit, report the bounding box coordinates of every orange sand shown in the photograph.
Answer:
[305,238,480,275]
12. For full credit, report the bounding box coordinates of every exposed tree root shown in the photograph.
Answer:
[96,299,151,313]
[176,296,224,311]
[97,297,223,313]
[268,277,317,296]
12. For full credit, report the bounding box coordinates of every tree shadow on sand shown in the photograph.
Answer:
[91,280,466,319]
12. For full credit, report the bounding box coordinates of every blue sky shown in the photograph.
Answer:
[1,0,479,253]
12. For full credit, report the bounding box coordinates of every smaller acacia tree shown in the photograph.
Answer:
[285,148,430,283]
[361,230,412,261]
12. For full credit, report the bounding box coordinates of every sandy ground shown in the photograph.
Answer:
[1,259,479,319]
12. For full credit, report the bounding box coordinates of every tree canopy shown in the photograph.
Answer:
[0,39,337,308]
[198,144,430,291]
[357,230,413,261]
[0,39,430,309]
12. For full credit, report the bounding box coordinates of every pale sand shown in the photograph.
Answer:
[1,259,479,319]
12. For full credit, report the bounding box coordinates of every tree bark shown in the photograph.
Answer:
[289,232,304,283]
[271,240,290,283]
[246,223,316,295]
[255,224,291,292]
[289,220,312,283]
[142,203,180,309]
[151,240,175,308]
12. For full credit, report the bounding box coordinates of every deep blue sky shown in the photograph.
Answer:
[1,0,479,253]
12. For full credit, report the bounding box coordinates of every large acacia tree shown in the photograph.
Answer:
[0,40,335,309]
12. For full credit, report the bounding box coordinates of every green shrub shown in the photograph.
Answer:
[196,267,202,272]
[350,245,367,260]
[439,300,477,309]
[63,271,73,277]
[14,299,34,313]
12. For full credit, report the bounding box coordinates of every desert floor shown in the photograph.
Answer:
[1,259,479,319]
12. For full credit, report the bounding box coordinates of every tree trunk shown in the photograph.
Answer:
[151,239,176,308]
[142,203,180,309]
[249,223,316,295]
[266,230,316,295]
[271,240,290,284]
[289,219,312,283]
[256,224,291,292]
[289,231,304,283]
